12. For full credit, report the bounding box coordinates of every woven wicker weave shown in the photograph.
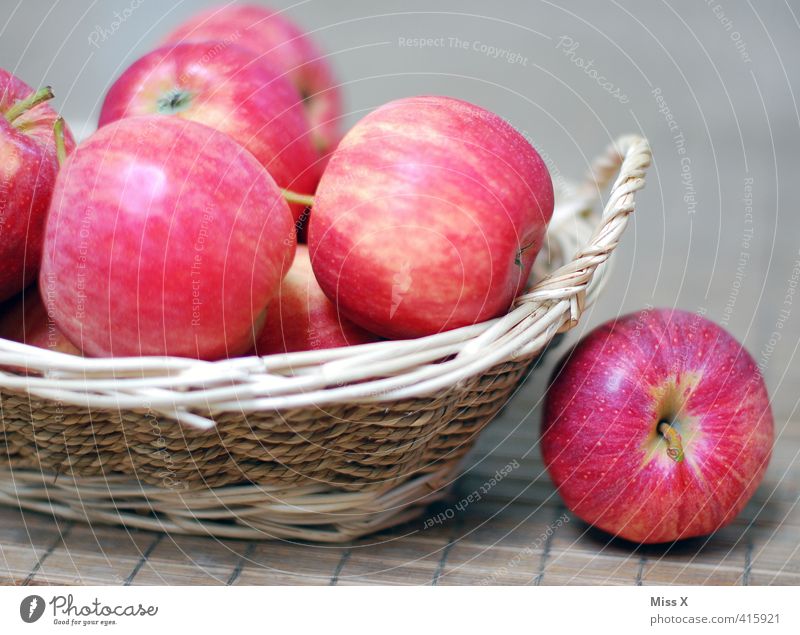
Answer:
[0,135,650,542]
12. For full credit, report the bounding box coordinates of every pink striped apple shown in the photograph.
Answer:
[40,115,295,359]
[541,308,774,543]
[307,95,554,339]
[162,4,341,155]
[0,288,79,355]
[0,69,75,302]
[98,41,320,223]
[253,245,379,354]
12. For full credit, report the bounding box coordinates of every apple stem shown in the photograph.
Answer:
[156,88,194,115]
[515,239,536,268]
[53,117,67,166]
[658,421,684,463]
[5,85,55,123]
[282,189,315,208]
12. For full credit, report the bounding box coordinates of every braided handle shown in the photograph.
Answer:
[516,135,651,330]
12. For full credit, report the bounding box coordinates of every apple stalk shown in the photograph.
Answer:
[5,85,55,123]
[53,117,67,165]
[282,189,315,208]
[658,421,684,463]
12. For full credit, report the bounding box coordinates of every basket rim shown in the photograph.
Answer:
[0,135,651,427]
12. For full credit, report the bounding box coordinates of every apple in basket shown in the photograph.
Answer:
[253,245,380,355]
[98,41,320,223]
[39,115,295,359]
[541,308,774,544]
[161,3,341,155]
[0,288,79,355]
[307,95,554,339]
[0,69,75,302]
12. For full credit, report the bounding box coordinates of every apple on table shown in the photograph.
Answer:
[541,308,773,544]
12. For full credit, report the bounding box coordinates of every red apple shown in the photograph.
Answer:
[253,245,379,355]
[162,4,341,155]
[98,41,320,223]
[307,95,554,339]
[0,287,79,355]
[541,308,774,544]
[0,69,75,302]
[40,115,295,360]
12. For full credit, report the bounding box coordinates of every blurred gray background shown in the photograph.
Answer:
[1,0,798,419]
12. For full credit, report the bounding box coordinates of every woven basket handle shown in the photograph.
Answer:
[515,135,651,331]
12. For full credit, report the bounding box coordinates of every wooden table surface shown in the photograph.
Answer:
[2,378,798,587]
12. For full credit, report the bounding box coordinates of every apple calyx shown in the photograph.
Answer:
[281,189,315,208]
[53,117,67,166]
[658,421,684,463]
[156,88,194,115]
[5,85,55,124]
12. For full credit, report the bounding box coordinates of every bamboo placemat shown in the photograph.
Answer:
[1,379,798,586]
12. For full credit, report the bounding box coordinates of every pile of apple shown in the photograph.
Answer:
[0,4,554,360]
[0,4,773,545]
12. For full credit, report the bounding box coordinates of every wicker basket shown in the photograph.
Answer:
[0,135,650,542]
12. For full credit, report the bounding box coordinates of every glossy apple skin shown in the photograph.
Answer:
[253,245,379,355]
[542,308,774,544]
[98,42,320,223]
[162,4,341,155]
[40,115,295,360]
[0,69,75,302]
[0,288,79,355]
[307,95,554,340]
